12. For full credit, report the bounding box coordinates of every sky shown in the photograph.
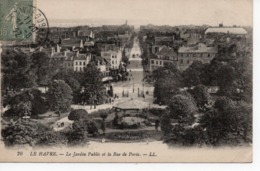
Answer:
[37,0,252,27]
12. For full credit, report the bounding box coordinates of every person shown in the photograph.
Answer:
[155,119,160,131]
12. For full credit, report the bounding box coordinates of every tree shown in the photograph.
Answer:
[72,118,99,137]
[4,91,32,118]
[199,97,252,145]
[160,113,172,135]
[190,84,212,110]
[81,62,106,106]
[168,94,197,125]
[30,52,53,85]
[1,121,48,147]
[153,62,183,104]
[68,109,88,121]
[182,61,208,87]
[122,49,129,65]
[1,49,37,92]
[47,80,73,114]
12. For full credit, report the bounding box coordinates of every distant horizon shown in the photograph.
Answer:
[47,18,252,29]
[38,0,252,28]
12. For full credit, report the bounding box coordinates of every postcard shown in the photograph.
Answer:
[0,0,252,162]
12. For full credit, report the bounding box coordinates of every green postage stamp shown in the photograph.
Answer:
[0,0,36,42]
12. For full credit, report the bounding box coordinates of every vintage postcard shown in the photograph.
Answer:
[0,0,252,162]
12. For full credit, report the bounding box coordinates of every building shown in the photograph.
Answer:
[177,43,217,71]
[154,35,175,45]
[205,27,247,35]
[101,50,122,70]
[94,56,111,76]
[51,48,91,72]
[149,46,178,71]
[73,53,91,72]
[77,29,94,39]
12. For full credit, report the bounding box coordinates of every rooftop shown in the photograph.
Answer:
[156,46,177,56]
[178,43,217,53]
[205,27,247,35]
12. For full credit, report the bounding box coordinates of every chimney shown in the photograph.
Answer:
[56,44,60,53]
[51,47,55,56]
[80,40,83,48]
[64,49,68,57]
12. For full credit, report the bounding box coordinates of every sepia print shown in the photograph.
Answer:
[0,0,252,162]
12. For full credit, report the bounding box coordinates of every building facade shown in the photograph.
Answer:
[101,50,122,70]
[177,43,217,71]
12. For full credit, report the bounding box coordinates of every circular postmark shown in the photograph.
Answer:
[1,3,49,46]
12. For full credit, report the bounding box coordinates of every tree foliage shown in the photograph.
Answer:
[4,89,48,117]
[1,121,49,146]
[189,84,213,110]
[168,94,197,124]
[153,62,183,104]
[81,62,106,104]
[1,50,37,92]
[199,97,252,145]
[47,80,73,113]
[68,109,88,121]
[182,61,209,87]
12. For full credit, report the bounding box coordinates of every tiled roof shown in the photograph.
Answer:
[78,30,93,37]
[62,39,81,47]
[52,52,65,58]
[95,56,111,65]
[205,27,247,34]
[156,47,177,56]
[74,54,89,60]
[84,41,94,46]
[178,43,217,53]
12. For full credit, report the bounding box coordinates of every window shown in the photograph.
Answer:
[80,62,82,65]
[112,56,114,58]
[76,62,78,65]
[115,55,117,58]
[180,59,183,64]
[187,60,190,64]
[156,61,158,65]
[83,62,86,65]
[112,61,114,64]
[76,67,78,71]
[160,61,162,65]
[80,68,82,71]
[208,54,210,57]
[151,60,154,64]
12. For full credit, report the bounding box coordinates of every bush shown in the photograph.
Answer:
[36,131,68,146]
[148,108,167,118]
[68,109,88,121]
[1,121,51,147]
[160,114,173,135]
[163,125,207,146]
